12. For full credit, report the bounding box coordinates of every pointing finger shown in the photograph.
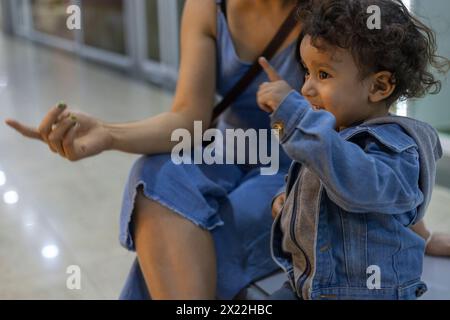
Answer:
[5,119,43,141]
[259,57,281,82]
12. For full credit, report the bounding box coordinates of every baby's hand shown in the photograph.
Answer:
[257,57,293,113]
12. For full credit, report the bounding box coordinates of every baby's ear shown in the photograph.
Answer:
[368,71,396,103]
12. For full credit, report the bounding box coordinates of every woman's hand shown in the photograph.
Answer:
[5,103,113,161]
[257,57,293,113]
[272,192,286,219]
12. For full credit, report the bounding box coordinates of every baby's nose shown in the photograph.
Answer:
[301,80,317,98]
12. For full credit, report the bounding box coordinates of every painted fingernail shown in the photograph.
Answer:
[58,102,67,109]
[70,115,77,122]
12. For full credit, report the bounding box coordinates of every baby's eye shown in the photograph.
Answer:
[319,71,330,80]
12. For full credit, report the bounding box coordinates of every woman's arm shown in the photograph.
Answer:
[6,0,218,160]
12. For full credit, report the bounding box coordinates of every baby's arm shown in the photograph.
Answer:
[271,91,423,215]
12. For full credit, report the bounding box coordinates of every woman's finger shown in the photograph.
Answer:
[5,119,44,141]
[48,116,78,158]
[56,110,72,123]
[62,122,80,161]
[38,103,68,144]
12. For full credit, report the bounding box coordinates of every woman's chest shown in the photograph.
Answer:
[225,6,301,63]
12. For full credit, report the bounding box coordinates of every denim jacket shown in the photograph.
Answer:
[270,91,442,300]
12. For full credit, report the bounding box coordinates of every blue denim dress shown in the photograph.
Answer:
[118,0,304,300]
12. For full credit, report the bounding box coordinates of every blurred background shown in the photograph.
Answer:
[0,0,449,299]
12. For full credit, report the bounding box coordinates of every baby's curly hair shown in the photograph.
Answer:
[297,0,450,106]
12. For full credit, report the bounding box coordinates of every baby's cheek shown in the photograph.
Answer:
[325,94,347,125]
[328,88,347,105]
[322,90,341,113]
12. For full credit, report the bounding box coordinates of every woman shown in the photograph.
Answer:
[6,0,449,300]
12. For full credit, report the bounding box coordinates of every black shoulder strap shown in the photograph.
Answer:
[220,0,228,20]
[212,3,299,123]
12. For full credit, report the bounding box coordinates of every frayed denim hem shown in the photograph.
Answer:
[119,181,225,251]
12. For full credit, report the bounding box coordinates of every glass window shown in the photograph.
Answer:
[81,0,126,54]
[30,0,74,40]
[146,0,160,61]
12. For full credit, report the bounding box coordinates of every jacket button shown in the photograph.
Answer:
[273,122,284,137]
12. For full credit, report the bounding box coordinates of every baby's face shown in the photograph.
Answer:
[299,35,386,130]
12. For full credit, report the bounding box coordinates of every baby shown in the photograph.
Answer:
[257,0,449,299]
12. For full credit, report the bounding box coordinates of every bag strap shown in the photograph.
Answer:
[211,1,299,123]
[220,0,228,20]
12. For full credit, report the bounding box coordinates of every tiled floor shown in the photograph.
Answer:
[1,33,449,300]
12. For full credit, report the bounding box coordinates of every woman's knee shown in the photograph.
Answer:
[134,185,153,215]
[131,187,174,254]
[132,185,195,234]
[132,186,167,231]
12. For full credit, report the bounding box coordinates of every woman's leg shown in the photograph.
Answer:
[133,186,217,299]
[411,220,450,257]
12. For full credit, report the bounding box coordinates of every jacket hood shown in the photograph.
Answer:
[364,115,443,223]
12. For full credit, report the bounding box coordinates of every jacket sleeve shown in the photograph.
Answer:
[270,91,424,214]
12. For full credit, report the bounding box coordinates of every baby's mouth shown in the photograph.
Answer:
[311,104,324,111]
